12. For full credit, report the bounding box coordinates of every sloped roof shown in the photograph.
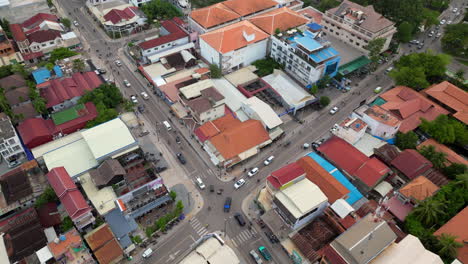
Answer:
[22,13,59,29]
[200,20,269,54]
[37,202,61,228]
[297,156,349,203]
[422,81,468,124]
[85,224,123,264]
[47,228,82,258]
[364,105,401,127]
[190,3,240,29]
[12,102,39,120]
[0,166,32,204]
[248,7,308,34]
[5,87,30,106]
[10,24,27,42]
[209,119,270,160]
[391,149,432,180]
[138,19,188,50]
[380,86,449,133]
[266,162,305,189]
[104,6,138,24]
[399,175,439,201]
[194,114,240,142]
[27,30,61,43]
[417,139,468,166]
[223,0,277,16]
[434,207,468,264]
[89,159,125,187]
[0,74,27,89]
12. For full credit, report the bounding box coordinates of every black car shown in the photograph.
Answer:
[234,213,246,226]
[175,136,181,144]
[224,197,232,212]
[137,105,145,113]
[98,68,107,74]
[176,153,186,164]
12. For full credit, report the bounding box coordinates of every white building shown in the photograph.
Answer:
[241,96,283,140]
[273,178,328,230]
[333,117,368,145]
[89,2,147,36]
[0,113,25,166]
[200,20,269,73]
[87,0,120,5]
[179,234,240,264]
[322,0,397,53]
[353,105,401,140]
[270,24,341,87]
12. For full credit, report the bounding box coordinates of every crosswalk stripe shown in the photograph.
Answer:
[194,226,205,234]
[196,228,206,235]
[199,229,209,237]
[231,239,238,247]
[191,221,201,229]
[239,232,249,242]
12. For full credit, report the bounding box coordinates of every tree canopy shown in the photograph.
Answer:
[252,57,282,77]
[319,96,330,107]
[395,131,419,150]
[365,38,386,63]
[441,23,468,59]
[419,115,468,147]
[417,145,447,169]
[209,64,222,78]
[140,0,183,23]
[397,21,413,43]
[49,48,78,63]
[61,18,71,29]
[442,163,467,180]
[79,84,124,127]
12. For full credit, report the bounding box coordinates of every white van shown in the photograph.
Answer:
[142,248,153,258]
[385,67,393,74]
[196,178,206,189]
[163,121,172,131]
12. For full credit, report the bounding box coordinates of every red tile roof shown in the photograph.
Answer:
[248,7,308,35]
[200,20,269,53]
[422,81,468,124]
[399,175,439,201]
[104,6,138,24]
[266,162,305,189]
[223,0,277,16]
[27,30,61,43]
[41,72,102,108]
[10,24,27,42]
[298,6,323,24]
[36,202,61,228]
[418,139,468,166]
[386,195,414,221]
[22,51,44,60]
[318,136,390,187]
[85,224,123,264]
[434,207,468,264]
[297,156,349,203]
[138,19,188,50]
[210,119,270,160]
[380,86,449,133]
[390,149,432,180]
[46,167,92,220]
[21,13,58,29]
[194,114,240,142]
[190,3,240,29]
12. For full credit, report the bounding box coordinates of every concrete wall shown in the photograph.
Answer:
[360,113,399,139]
[199,37,221,67]
[221,39,268,73]
[198,104,225,124]
[142,36,189,57]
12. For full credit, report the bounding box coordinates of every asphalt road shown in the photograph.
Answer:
[54,0,448,263]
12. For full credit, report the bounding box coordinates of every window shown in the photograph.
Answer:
[49,41,54,45]
[1,150,9,156]
[350,39,354,43]
[8,139,15,145]
[324,26,328,29]
[272,43,276,46]
[0,144,4,150]
[357,36,361,40]
[41,43,46,47]
[335,32,339,35]
[306,66,311,71]
[351,33,355,37]
[12,145,21,151]
[330,29,334,33]
[356,43,360,46]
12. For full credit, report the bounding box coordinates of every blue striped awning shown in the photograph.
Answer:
[309,47,339,63]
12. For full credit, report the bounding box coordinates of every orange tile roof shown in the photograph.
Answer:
[223,0,277,16]
[194,114,241,142]
[379,86,449,132]
[200,20,269,53]
[298,6,323,24]
[248,7,308,35]
[190,3,240,29]
[85,224,115,251]
[297,156,349,203]
[399,175,439,201]
[364,105,401,127]
[422,81,468,124]
[85,224,123,264]
[418,139,468,166]
[434,207,468,264]
[210,119,270,160]
[212,114,241,130]
[48,229,82,258]
[94,239,123,264]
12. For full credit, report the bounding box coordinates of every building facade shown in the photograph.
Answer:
[0,113,25,166]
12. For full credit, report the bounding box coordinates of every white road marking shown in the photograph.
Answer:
[199,229,209,237]
[231,239,238,248]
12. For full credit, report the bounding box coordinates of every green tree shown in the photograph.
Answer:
[169,190,177,200]
[365,38,386,64]
[33,97,47,114]
[61,216,74,232]
[310,84,318,95]
[274,28,281,35]
[0,18,12,38]
[418,145,447,169]
[437,233,463,261]
[47,0,53,7]
[316,75,331,89]
[454,173,468,189]
[389,67,430,90]
[315,0,340,12]
[72,59,85,72]
[319,96,330,107]
[455,69,465,81]
[252,57,282,77]
[10,63,29,79]
[420,115,468,146]
[49,47,78,63]
[421,8,440,27]
[395,131,419,150]
[35,186,58,208]
[140,0,183,23]
[412,198,446,227]
[441,23,468,59]
[0,65,12,78]
[209,64,222,78]
[397,21,413,43]
[61,18,71,29]
[442,163,467,180]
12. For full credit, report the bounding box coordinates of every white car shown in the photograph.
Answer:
[248,167,259,177]
[123,80,131,87]
[456,12,461,16]
[141,91,149,100]
[447,20,452,24]
[453,8,458,13]
[130,95,138,104]
[440,19,446,25]
[329,106,339,114]
[264,156,274,165]
[115,60,122,67]
[73,20,79,26]
[330,123,339,133]
[234,179,246,189]
[436,32,442,38]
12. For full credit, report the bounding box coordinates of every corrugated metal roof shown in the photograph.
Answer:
[242,96,282,129]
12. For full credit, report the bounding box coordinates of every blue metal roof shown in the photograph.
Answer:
[307,152,363,205]
[295,36,322,51]
[32,67,51,84]
[307,23,322,31]
[104,209,138,249]
[309,47,339,63]
[53,65,63,77]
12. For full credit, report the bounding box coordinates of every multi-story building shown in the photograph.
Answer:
[0,113,25,167]
[0,25,14,57]
[270,24,340,87]
[322,0,396,53]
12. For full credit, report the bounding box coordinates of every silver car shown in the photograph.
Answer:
[250,250,263,264]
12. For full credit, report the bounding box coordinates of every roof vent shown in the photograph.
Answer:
[54,238,60,244]
[60,235,66,241]
[243,31,255,42]
[355,123,360,128]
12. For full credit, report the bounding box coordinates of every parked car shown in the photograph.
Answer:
[374,86,383,93]
[447,20,452,24]
[258,246,272,261]
[330,123,339,133]
[234,213,246,226]
[141,91,149,100]
[73,20,79,26]
[440,19,446,25]
[329,106,338,114]
[250,250,263,264]
[453,7,458,13]
[176,153,186,164]
[137,105,145,113]
[142,248,153,258]
[123,79,131,87]
[98,68,106,74]
[248,167,259,177]
[209,185,214,192]
[8,160,21,168]
[224,197,232,212]
[130,95,138,104]
[115,60,122,66]
[175,136,181,144]
[234,179,246,189]
[195,178,205,189]
[263,156,274,165]
[436,32,442,38]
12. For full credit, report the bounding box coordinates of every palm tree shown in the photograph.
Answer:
[437,233,463,260]
[412,198,446,227]
[455,69,465,81]
[454,173,468,189]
